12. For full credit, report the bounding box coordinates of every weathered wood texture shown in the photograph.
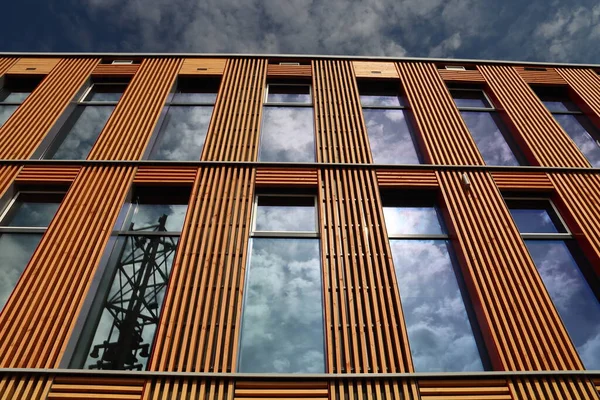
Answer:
[478,65,589,167]
[267,64,312,78]
[0,58,99,158]
[396,62,483,165]
[437,170,583,371]
[0,166,135,368]
[314,60,371,163]
[255,168,318,187]
[491,172,553,191]
[557,67,600,127]
[92,64,140,77]
[0,374,53,400]
[353,61,399,79]
[438,69,486,83]
[6,58,60,75]
[88,58,182,160]
[202,59,266,161]
[513,66,566,85]
[376,170,438,188]
[133,166,199,185]
[179,58,227,76]
[48,376,145,400]
[16,166,81,184]
[150,167,254,372]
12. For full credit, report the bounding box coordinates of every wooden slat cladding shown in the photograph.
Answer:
[88,58,182,160]
[491,171,553,191]
[396,62,484,165]
[437,170,582,371]
[556,67,600,124]
[332,379,419,400]
[419,379,511,400]
[478,65,590,167]
[0,165,21,195]
[255,167,318,187]
[0,58,99,159]
[150,167,254,372]
[438,69,486,83]
[134,166,198,184]
[376,170,438,188]
[235,381,328,399]
[0,166,135,368]
[144,378,232,400]
[92,63,140,77]
[48,376,145,400]
[509,377,599,400]
[0,374,53,400]
[319,169,414,376]
[202,59,266,161]
[16,166,81,184]
[514,66,566,85]
[179,58,227,76]
[353,61,399,79]
[314,60,371,163]
[6,58,60,75]
[0,57,18,75]
[267,63,312,78]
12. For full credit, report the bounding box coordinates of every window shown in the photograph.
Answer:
[533,86,600,167]
[507,198,600,369]
[383,193,488,372]
[359,81,421,164]
[0,77,40,127]
[259,83,315,162]
[0,191,63,311]
[43,81,127,160]
[70,188,188,370]
[450,87,524,166]
[147,78,218,160]
[238,194,325,373]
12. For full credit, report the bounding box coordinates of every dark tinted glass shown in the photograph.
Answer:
[259,107,315,162]
[172,92,217,103]
[84,84,126,102]
[508,203,566,234]
[364,109,420,164]
[267,85,311,104]
[360,93,406,107]
[383,206,444,235]
[255,196,315,232]
[0,91,30,103]
[127,203,187,232]
[554,114,600,167]
[0,105,18,127]
[0,233,43,309]
[533,87,580,112]
[1,193,62,227]
[451,89,491,108]
[172,78,219,103]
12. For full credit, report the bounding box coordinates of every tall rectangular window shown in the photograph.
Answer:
[147,78,219,160]
[238,194,324,373]
[533,86,600,167]
[450,88,524,166]
[69,187,188,370]
[507,198,600,369]
[383,193,487,372]
[0,191,63,311]
[42,81,127,160]
[259,83,315,162]
[359,81,421,164]
[0,76,41,127]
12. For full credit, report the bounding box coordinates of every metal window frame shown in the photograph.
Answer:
[0,190,65,232]
[505,197,571,239]
[250,194,318,238]
[450,88,495,111]
[383,203,449,240]
[264,83,313,106]
[358,83,410,110]
[79,82,128,104]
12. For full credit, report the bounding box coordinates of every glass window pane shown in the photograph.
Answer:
[128,204,187,232]
[451,90,491,108]
[526,240,600,370]
[0,105,18,127]
[364,109,420,164]
[267,85,311,104]
[461,111,521,166]
[148,106,213,161]
[554,114,600,167]
[1,197,61,227]
[541,100,579,113]
[239,238,324,373]
[255,196,315,232]
[508,207,566,234]
[0,91,30,103]
[383,206,444,235]
[172,92,217,103]
[360,94,405,107]
[49,106,114,160]
[259,107,315,162]
[0,233,43,310]
[84,84,126,102]
[390,240,485,372]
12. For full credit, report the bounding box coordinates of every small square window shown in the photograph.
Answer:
[505,199,568,234]
[254,196,316,233]
[450,89,492,108]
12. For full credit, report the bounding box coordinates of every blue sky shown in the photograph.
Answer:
[3,0,600,63]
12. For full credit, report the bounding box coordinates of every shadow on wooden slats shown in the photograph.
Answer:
[235,381,328,399]
[332,379,419,400]
[16,166,81,184]
[6,58,60,75]
[255,168,318,187]
[144,378,231,400]
[419,379,511,400]
[134,166,198,185]
[92,64,140,77]
[376,170,438,188]
[0,374,53,400]
[513,66,566,85]
[438,69,486,83]
[491,172,553,191]
[267,64,312,78]
[509,376,600,400]
[47,376,144,400]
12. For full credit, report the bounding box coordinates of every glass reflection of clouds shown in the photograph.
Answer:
[259,107,315,162]
[554,114,600,167]
[2,92,30,103]
[360,94,405,107]
[1,201,60,227]
[0,105,18,127]
[526,240,600,369]
[363,109,420,164]
[239,238,324,373]
[508,208,563,234]
[255,202,315,232]
[173,92,217,103]
[129,204,187,232]
[390,240,484,372]
[0,233,43,309]
[460,111,519,166]
[383,207,444,235]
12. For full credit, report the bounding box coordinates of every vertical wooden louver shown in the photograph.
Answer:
[150,167,254,372]
[0,373,52,400]
[202,59,267,161]
[478,65,589,167]
[556,67,600,124]
[0,58,99,159]
[88,58,182,160]
[0,57,17,75]
[313,60,372,163]
[144,378,232,400]
[395,62,483,165]
[509,376,599,400]
[0,166,135,368]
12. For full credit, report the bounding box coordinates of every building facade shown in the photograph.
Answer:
[0,54,599,399]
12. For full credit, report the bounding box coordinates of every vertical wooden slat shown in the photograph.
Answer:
[557,68,600,126]
[0,57,18,76]
[143,377,232,400]
[478,65,589,168]
[0,166,135,368]
[88,58,182,160]
[0,374,53,400]
[509,377,599,400]
[0,58,100,159]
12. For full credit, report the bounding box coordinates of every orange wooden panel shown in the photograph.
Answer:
[0,165,21,195]
[255,168,318,187]
[331,379,419,400]
[48,376,144,400]
[557,67,600,129]
[314,60,371,163]
[92,64,140,77]
[509,376,599,400]
[235,381,328,399]
[143,378,232,400]
[0,58,100,159]
[16,166,81,184]
[150,167,254,372]
[438,170,582,371]
[491,171,553,191]
[353,61,399,79]
[133,166,198,184]
[478,65,589,167]
[267,64,312,78]
[0,57,18,75]
[202,58,267,161]
[6,58,60,75]
[438,69,486,83]
[396,62,484,165]
[0,374,53,400]
[419,378,510,400]
[88,58,182,160]
[376,170,438,188]
[513,66,566,85]
[0,166,135,368]
[179,58,227,76]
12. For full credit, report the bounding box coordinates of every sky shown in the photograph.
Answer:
[2,0,600,64]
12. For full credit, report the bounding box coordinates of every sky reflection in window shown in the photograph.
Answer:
[363,109,420,164]
[554,114,600,167]
[460,111,520,166]
[259,107,315,162]
[0,233,43,310]
[255,197,315,232]
[383,206,444,235]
